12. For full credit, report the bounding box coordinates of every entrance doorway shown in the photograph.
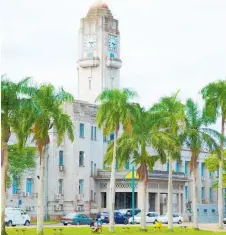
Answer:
[115,192,137,209]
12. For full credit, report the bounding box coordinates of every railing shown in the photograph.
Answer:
[95,169,188,181]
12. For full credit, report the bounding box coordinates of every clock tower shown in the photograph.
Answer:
[77,3,122,103]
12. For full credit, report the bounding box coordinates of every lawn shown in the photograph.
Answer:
[30,220,59,225]
[5,226,225,235]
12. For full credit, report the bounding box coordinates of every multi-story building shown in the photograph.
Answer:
[6,3,222,222]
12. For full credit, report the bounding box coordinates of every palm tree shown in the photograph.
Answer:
[96,88,137,232]
[150,92,185,230]
[201,80,226,229]
[104,106,170,230]
[1,76,33,235]
[182,99,222,229]
[28,84,75,235]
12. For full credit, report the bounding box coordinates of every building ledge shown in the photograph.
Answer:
[106,57,122,69]
[94,170,188,182]
[77,57,100,68]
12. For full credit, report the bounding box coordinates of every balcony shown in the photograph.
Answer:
[106,57,122,69]
[94,170,188,182]
[77,57,100,68]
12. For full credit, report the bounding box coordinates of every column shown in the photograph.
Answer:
[178,193,182,213]
[146,192,149,212]
[155,192,160,214]
[124,193,126,208]
[181,194,184,213]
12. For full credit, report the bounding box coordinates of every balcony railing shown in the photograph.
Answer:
[95,169,188,181]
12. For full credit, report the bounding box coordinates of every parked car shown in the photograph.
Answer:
[96,211,128,224]
[61,213,92,226]
[128,212,159,224]
[5,207,30,226]
[158,213,183,224]
[223,217,226,224]
[117,208,141,218]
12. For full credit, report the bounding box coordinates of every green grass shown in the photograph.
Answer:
[30,220,59,225]
[5,226,224,235]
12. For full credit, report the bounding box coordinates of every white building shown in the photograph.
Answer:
[6,3,221,222]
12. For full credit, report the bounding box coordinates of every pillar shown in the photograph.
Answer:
[155,192,160,214]
[124,193,126,208]
[146,192,149,212]
[178,193,182,213]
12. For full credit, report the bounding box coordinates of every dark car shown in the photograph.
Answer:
[118,208,141,218]
[96,211,128,224]
[61,213,92,226]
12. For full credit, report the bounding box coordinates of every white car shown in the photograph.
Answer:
[223,218,226,224]
[158,213,183,224]
[5,208,31,226]
[128,212,159,224]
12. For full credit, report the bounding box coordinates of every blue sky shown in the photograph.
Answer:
[1,0,226,117]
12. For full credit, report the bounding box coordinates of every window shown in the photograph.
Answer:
[217,169,219,177]
[212,209,216,213]
[59,151,64,166]
[101,192,107,208]
[115,162,119,169]
[87,52,93,57]
[201,187,205,200]
[59,179,63,194]
[185,186,188,200]
[12,177,18,194]
[209,188,213,201]
[90,190,93,201]
[91,161,93,176]
[103,136,107,142]
[79,179,84,194]
[79,151,84,167]
[124,161,130,170]
[94,192,96,202]
[110,52,114,58]
[110,133,114,141]
[79,123,85,138]
[204,209,207,213]
[185,161,189,175]
[167,161,169,172]
[94,163,96,175]
[176,161,181,172]
[26,178,32,194]
[209,171,212,177]
[201,163,205,177]
[89,80,91,90]
[91,126,97,140]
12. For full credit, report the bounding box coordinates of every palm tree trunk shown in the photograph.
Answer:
[140,176,147,230]
[1,141,8,235]
[167,157,173,230]
[191,159,198,229]
[218,116,225,229]
[109,128,118,232]
[37,148,46,235]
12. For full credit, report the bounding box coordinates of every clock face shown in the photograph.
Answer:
[108,34,117,51]
[84,34,96,51]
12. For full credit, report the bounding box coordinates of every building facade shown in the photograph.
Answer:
[6,3,222,222]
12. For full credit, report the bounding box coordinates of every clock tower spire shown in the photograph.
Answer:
[77,3,122,103]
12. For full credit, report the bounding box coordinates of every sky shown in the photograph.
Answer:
[1,0,226,112]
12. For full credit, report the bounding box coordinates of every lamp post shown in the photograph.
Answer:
[131,166,135,224]
[124,165,138,224]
